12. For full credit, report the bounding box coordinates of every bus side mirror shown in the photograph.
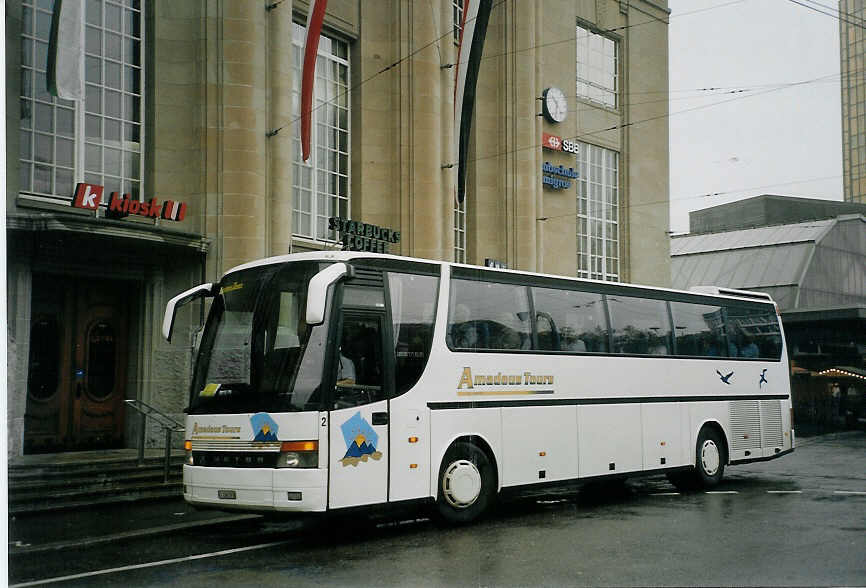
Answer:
[163,283,215,342]
[306,262,352,325]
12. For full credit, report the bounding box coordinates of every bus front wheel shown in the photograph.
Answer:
[436,442,495,524]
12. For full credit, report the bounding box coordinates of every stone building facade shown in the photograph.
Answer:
[840,0,866,203]
[5,0,670,456]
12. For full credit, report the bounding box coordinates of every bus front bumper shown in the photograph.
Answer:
[183,465,327,512]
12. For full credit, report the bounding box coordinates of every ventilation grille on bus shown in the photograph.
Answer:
[191,440,281,452]
[349,267,384,287]
[729,400,762,451]
[760,400,783,448]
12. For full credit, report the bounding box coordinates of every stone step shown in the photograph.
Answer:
[8,454,184,475]
[9,479,184,515]
[8,458,184,482]
[9,467,182,494]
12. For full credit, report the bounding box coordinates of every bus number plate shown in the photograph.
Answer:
[218,489,236,500]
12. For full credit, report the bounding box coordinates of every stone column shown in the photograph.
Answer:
[267,3,293,256]
[400,0,447,261]
[203,0,268,276]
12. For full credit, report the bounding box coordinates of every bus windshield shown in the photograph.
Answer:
[188,261,331,414]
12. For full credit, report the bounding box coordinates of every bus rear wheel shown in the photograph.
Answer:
[667,427,726,491]
[695,427,725,487]
[436,441,495,524]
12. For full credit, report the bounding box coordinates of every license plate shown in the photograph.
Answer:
[217,489,236,500]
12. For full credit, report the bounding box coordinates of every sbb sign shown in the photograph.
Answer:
[541,132,579,154]
[70,183,187,222]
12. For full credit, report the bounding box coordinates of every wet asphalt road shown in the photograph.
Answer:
[9,431,866,587]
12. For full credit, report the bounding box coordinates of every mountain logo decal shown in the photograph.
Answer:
[250,412,279,442]
[340,411,383,467]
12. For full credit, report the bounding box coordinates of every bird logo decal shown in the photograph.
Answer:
[759,369,768,388]
[716,369,734,385]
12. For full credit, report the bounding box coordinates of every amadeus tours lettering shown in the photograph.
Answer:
[456,366,555,396]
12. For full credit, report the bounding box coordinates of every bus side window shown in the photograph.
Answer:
[531,287,608,353]
[388,273,438,396]
[670,301,726,357]
[447,279,531,351]
[608,296,671,355]
[725,306,782,360]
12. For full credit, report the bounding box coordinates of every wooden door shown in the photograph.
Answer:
[24,275,129,452]
[24,275,74,453]
[71,279,129,449]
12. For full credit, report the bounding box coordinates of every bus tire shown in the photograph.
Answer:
[436,441,495,524]
[694,426,726,488]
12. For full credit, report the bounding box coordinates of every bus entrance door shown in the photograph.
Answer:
[328,311,390,509]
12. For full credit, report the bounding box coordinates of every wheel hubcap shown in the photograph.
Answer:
[700,440,720,476]
[443,459,482,508]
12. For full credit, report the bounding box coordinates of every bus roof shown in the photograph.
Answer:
[223,251,778,307]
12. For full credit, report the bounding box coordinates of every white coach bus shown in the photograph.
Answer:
[163,252,794,523]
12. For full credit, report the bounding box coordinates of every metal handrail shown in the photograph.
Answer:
[124,399,185,483]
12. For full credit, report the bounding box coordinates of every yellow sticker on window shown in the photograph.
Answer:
[220,282,244,294]
[200,383,221,397]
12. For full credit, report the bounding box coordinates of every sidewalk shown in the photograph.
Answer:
[8,498,260,555]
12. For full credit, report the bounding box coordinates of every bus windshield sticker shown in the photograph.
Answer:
[250,413,279,441]
[340,412,383,467]
[200,383,221,397]
[220,282,244,294]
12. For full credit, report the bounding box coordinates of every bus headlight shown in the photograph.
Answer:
[276,441,318,468]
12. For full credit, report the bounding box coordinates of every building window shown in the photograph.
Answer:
[454,197,466,263]
[291,23,350,242]
[575,23,617,109]
[19,0,144,203]
[577,142,619,281]
[453,0,464,44]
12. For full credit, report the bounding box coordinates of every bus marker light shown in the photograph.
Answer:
[539,451,546,457]
[409,464,418,469]
[287,492,302,501]
[280,441,318,452]
[408,436,418,443]
[660,441,666,446]
[184,440,192,451]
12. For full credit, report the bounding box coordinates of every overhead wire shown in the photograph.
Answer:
[467,69,844,168]
[534,173,843,224]
[272,0,746,135]
[786,0,866,28]
[277,0,844,221]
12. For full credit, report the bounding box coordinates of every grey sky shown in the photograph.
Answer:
[668,0,843,233]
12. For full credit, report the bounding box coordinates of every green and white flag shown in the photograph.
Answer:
[47,0,84,100]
